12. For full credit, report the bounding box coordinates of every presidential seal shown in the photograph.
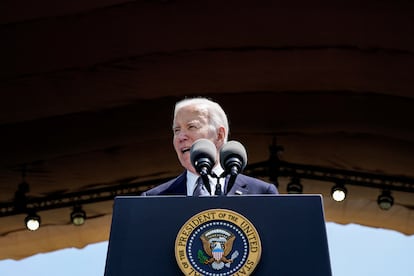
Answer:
[175,209,261,276]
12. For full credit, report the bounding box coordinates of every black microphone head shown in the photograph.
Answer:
[190,139,217,174]
[220,140,248,174]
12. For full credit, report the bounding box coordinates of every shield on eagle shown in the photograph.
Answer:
[212,243,224,261]
[200,228,237,270]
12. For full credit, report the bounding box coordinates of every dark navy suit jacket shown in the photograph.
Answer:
[141,171,278,196]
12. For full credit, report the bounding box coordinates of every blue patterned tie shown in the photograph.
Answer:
[214,177,222,196]
[192,177,210,196]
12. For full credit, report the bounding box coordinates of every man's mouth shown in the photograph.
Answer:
[181,148,190,154]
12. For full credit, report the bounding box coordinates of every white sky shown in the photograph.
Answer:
[0,222,413,276]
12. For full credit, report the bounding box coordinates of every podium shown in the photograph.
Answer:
[104,195,332,275]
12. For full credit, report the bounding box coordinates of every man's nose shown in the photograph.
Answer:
[176,130,189,141]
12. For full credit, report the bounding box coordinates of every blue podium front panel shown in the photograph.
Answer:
[105,195,332,276]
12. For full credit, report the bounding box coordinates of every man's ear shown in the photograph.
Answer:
[216,126,226,144]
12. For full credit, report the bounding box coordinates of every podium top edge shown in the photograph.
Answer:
[114,194,324,200]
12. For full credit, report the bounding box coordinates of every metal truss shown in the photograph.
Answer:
[1,157,414,218]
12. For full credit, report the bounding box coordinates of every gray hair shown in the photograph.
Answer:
[174,97,229,142]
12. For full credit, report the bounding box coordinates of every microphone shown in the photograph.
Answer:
[220,141,247,195]
[190,138,217,176]
[220,140,247,176]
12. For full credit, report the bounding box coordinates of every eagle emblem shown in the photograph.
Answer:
[199,229,239,270]
[175,209,262,275]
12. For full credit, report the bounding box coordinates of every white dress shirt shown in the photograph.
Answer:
[186,166,225,196]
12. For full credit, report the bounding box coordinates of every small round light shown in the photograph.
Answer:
[71,206,86,226]
[287,177,303,194]
[25,213,41,231]
[331,183,347,202]
[377,190,393,210]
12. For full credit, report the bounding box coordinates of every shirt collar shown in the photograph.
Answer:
[212,165,225,178]
[186,165,224,196]
[186,170,199,196]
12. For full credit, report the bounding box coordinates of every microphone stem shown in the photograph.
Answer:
[200,174,211,194]
[226,174,237,195]
[230,166,239,176]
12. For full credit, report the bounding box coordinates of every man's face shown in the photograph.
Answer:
[172,105,224,174]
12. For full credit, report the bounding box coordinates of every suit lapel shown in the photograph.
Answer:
[162,172,187,195]
[225,174,248,195]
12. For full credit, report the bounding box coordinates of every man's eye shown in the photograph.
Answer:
[188,125,199,130]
